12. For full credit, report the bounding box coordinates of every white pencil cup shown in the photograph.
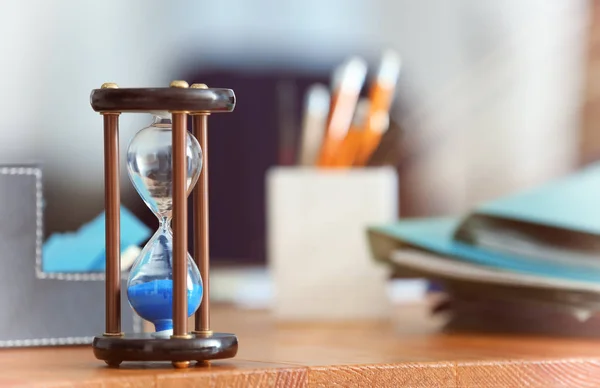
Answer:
[266,166,398,321]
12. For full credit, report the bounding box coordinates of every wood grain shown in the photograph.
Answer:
[308,362,456,388]
[3,304,600,387]
[457,359,600,388]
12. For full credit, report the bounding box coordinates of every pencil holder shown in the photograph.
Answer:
[266,166,398,320]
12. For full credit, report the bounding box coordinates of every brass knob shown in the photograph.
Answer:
[190,83,208,89]
[101,82,119,89]
[172,361,190,369]
[170,80,189,88]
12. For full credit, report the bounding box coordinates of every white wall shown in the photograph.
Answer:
[0,0,590,231]
[372,0,590,214]
[0,0,373,233]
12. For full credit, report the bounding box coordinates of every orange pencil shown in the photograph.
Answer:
[317,57,367,168]
[354,50,402,166]
[329,98,370,168]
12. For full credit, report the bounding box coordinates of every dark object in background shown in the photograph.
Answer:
[173,70,329,265]
[436,283,600,338]
[127,69,408,265]
[0,166,137,347]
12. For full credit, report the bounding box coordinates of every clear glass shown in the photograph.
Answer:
[126,114,203,337]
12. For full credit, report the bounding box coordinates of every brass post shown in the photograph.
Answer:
[170,80,190,339]
[101,82,122,336]
[189,83,212,335]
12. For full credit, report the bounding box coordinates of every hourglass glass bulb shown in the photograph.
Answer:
[126,114,202,220]
[125,113,203,337]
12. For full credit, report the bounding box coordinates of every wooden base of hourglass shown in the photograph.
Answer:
[90,83,238,369]
[92,333,238,368]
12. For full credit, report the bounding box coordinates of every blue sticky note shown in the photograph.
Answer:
[42,206,152,273]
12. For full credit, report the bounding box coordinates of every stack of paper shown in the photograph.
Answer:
[368,162,600,336]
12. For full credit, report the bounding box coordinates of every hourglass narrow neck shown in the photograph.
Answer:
[152,114,172,127]
[159,217,171,232]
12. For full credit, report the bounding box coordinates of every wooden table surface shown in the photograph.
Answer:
[2,304,600,387]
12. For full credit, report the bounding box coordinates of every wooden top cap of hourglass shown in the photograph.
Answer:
[90,81,235,113]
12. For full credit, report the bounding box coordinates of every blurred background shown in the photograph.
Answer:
[1,0,597,281]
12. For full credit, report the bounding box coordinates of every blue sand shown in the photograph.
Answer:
[127,279,202,332]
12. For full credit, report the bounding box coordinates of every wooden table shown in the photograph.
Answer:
[2,304,600,387]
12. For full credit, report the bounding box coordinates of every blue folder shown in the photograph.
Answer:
[476,162,600,234]
[369,162,600,284]
[370,218,600,283]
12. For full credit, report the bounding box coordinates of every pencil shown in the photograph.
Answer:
[329,98,370,168]
[298,84,330,166]
[354,50,402,166]
[317,57,367,168]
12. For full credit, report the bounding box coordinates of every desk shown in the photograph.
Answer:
[1,304,600,387]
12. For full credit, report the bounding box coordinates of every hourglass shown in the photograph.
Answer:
[89,81,237,368]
